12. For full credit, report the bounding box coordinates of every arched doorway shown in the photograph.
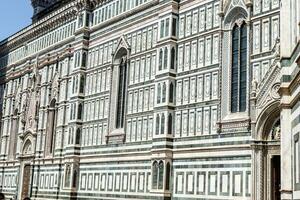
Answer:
[20,139,34,200]
[252,102,281,200]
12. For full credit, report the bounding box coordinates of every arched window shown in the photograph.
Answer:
[82,52,87,67]
[116,58,127,128]
[68,128,73,145]
[72,170,78,187]
[77,103,83,120]
[231,23,247,113]
[161,114,165,135]
[76,52,81,68]
[158,161,164,189]
[72,77,76,94]
[159,49,163,71]
[157,84,161,104]
[170,47,175,69]
[239,23,247,112]
[75,76,79,93]
[162,83,166,103]
[65,165,71,187]
[156,115,160,135]
[79,76,85,93]
[168,114,172,135]
[75,128,81,145]
[169,82,174,103]
[165,162,171,190]
[164,47,168,69]
[152,161,158,189]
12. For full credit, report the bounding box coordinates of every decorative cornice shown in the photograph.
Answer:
[0,1,78,54]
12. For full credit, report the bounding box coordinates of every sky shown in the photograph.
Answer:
[0,0,33,42]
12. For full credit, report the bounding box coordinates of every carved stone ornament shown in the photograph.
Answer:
[271,83,280,100]
[235,18,246,27]
[232,0,240,5]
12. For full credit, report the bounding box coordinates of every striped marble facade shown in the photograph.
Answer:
[0,0,299,200]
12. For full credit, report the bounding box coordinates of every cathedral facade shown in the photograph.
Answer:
[0,0,299,199]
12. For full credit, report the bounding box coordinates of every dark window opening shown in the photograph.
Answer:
[116,58,127,128]
[231,23,247,113]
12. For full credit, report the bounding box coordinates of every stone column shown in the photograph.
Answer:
[252,145,265,200]
[280,107,293,199]
[280,0,293,57]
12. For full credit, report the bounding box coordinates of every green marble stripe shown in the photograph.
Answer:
[173,132,250,142]
[173,155,251,162]
[79,166,151,171]
[34,192,170,200]
[173,163,251,169]
[173,140,251,149]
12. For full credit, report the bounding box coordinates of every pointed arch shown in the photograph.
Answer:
[164,47,168,69]
[169,82,174,103]
[23,139,33,155]
[158,161,164,189]
[152,161,158,189]
[231,21,248,113]
[116,57,127,128]
[75,128,81,145]
[161,114,165,135]
[45,99,57,156]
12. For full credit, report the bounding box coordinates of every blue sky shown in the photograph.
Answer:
[0,0,33,41]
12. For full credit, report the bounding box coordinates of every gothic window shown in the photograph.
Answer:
[116,58,127,128]
[162,83,166,102]
[160,20,165,38]
[165,162,171,190]
[72,170,78,187]
[172,18,177,37]
[156,115,160,135]
[164,47,168,69]
[157,84,161,104]
[65,165,71,187]
[82,52,87,68]
[160,114,165,135]
[77,103,83,120]
[76,128,81,145]
[168,114,173,135]
[158,161,164,189]
[170,47,176,70]
[231,22,247,113]
[79,76,85,93]
[152,161,158,189]
[159,49,163,71]
[152,161,165,190]
[68,128,73,145]
[165,19,169,37]
[169,82,174,103]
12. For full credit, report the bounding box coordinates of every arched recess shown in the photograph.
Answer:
[256,101,281,140]
[252,100,281,200]
[45,99,57,156]
[22,139,33,155]
[220,5,250,124]
[108,36,131,142]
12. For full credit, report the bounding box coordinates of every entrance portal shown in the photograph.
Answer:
[21,165,31,199]
[271,155,281,200]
